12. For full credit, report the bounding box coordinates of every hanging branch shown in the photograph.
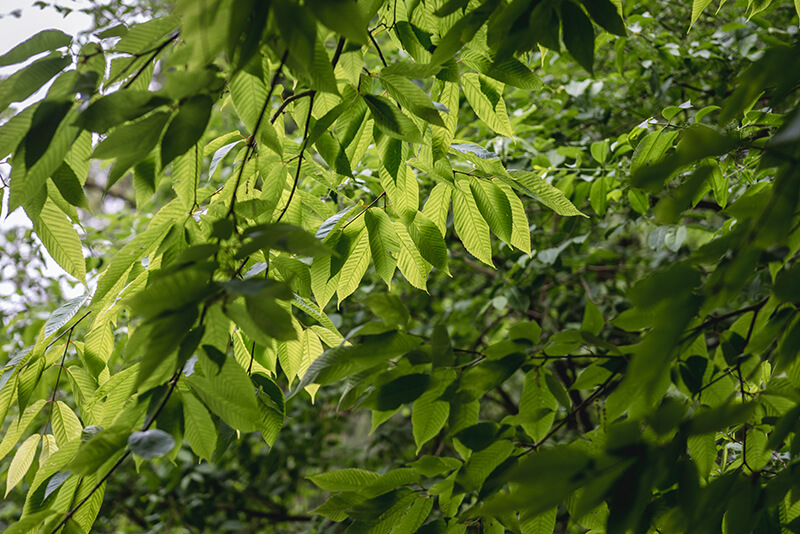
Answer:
[43,311,91,434]
[226,49,290,219]
[275,92,315,223]
[49,368,183,534]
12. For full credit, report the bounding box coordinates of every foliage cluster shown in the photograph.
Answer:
[2,0,800,533]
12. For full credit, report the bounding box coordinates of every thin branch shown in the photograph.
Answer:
[49,369,183,534]
[340,192,386,230]
[227,49,289,219]
[368,30,388,67]
[331,37,346,70]
[121,32,179,90]
[275,92,315,223]
[270,90,315,124]
[45,311,92,352]
[44,327,75,433]
[247,341,256,375]
[522,371,620,453]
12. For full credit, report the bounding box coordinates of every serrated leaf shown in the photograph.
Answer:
[422,183,452,236]
[188,354,262,432]
[690,0,715,28]
[308,468,381,492]
[0,54,70,110]
[468,176,513,245]
[128,429,175,459]
[161,94,213,168]
[562,2,595,74]
[75,90,171,134]
[92,111,171,187]
[379,73,446,127]
[452,179,493,266]
[507,170,586,217]
[365,209,399,286]
[364,94,423,143]
[407,211,449,274]
[69,426,130,476]
[44,294,90,339]
[413,390,450,454]
[52,401,83,447]
[5,434,41,497]
[393,221,430,290]
[0,29,72,66]
[461,73,513,138]
[33,199,86,284]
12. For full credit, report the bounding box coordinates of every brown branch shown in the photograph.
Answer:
[275,92,315,223]
[270,90,315,124]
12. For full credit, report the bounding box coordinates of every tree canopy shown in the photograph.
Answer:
[2,0,800,533]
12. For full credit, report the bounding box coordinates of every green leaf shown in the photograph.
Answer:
[507,170,586,217]
[0,54,70,110]
[188,353,263,432]
[581,299,604,335]
[579,0,627,36]
[365,209,400,286]
[52,400,83,447]
[460,49,543,91]
[461,73,513,138]
[229,69,268,134]
[413,384,450,453]
[308,468,381,492]
[5,434,41,497]
[24,99,72,169]
[337,226,372,302]
[44,294,90,339]
[393,220,431,290]
[364,94,423,144]
[691,0,715,29]
[93,111,171,187]
[75,90,171,133]
[379,73,446,127]
[33,199,86,284]
[452,179,494,267]
[0,29,72,66]
[51,161,89,210]
[128,429,176,459]
[468,176,513,245]
[180,391,217,463]
[69,426,131,476]
[589,177,608,216]
[561,1,595,74]
[161,95,213,168]
[407,211,450,274]
[306,0,369,44]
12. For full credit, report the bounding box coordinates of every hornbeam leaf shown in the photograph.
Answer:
[507,170,586,217]
[452,179,494,266]
[0,29,71,66]
[393,221,430,290]
[5,434,40,497]
[128,430,175,459]
[365,209,399,286]
[580,0,627,36]
[461,73,513,138]
[33,199,86,284]
[161,94,213,168]
[364,94,423,144]
[0,54,70,110]
[561,1,596,74]
[44,294,90,339]
[379,73,446,127]
[337,226,372,302]
[75,91,172,133]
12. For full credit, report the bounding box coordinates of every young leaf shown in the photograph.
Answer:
[33,199,86,284]
[461,73,514,138]
[5,434,41,497]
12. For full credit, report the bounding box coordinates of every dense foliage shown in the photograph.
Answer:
[2,0,800,533]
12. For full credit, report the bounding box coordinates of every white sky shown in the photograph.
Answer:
[1,1,95,302]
